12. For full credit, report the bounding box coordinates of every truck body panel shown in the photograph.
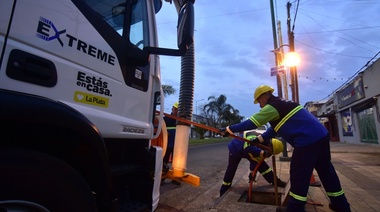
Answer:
[1,0,157,139]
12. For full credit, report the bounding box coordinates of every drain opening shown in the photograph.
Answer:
[238,190,281,206]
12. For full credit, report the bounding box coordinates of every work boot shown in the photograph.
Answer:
[271,178,286,188]
[276,178,287,188]
[220,184,231,197]
[329,203,351,212]
[162,163,169,174]
[329,204,337,211]
[276,206,287,212]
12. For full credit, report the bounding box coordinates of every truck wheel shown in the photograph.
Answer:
[0,149,97,212]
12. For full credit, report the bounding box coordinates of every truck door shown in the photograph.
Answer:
[0,1,15,65]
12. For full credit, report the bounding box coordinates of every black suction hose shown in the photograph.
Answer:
[177,44,194,124]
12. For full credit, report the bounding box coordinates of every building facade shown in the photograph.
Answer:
[318,58,380,145]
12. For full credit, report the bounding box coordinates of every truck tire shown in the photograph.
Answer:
[0,149,97,212]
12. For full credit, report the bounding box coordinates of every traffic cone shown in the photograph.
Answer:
[310,174,321,187]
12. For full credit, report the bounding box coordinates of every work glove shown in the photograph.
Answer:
[263,150,272,158]
[219,127,230,137]
[249,137,260,146]
[248,172,256,183]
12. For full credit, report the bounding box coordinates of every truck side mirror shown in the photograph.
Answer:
[144,1,194,57]
[177,2,194,53]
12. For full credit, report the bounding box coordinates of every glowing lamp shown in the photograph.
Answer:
[284,52,300,67]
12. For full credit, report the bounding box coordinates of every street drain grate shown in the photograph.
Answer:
[238,190,281,206]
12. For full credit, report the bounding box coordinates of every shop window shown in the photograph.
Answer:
[358,108,378,143]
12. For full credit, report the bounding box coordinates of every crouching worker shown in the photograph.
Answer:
[219,133,286,197]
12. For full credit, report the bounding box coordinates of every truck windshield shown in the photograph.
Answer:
[84,0,149,50]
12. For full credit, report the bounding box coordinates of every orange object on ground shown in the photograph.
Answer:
[310,174,321,187]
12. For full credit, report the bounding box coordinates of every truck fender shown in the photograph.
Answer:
[0,89,113,208]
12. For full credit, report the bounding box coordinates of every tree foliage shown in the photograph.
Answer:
[193,122,208,139]
[162,84,176,97]
[201,94,244,130]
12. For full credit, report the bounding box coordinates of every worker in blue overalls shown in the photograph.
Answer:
[219,132,286,197]
[162,102,181,185]
[219,85,350,212]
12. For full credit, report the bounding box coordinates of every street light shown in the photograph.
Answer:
[272,44,300,103]
[195,99,204,115]
[285,50,300,103]
[284,52,300,67]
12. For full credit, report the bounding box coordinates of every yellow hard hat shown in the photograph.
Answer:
[254,85,274,104]
[173,102,179,109]
[271,138,284,155]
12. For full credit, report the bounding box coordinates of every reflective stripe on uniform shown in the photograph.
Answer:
[289,191,307,202]
[243,142,249,149]
[249,116,261,127]
[166,127,176,130]
[222,181,231,186]
[260,167,272,175]
[274,105,302,132]
[247,152,261,162]
[326,189,345,197]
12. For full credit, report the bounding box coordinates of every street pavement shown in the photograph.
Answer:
[212,142,380,212]
[156,142,380,212]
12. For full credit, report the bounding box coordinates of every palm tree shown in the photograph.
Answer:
[203,94,234,128]
[162,84,176,97]
[223,108,244,126]
[193,121,208,139]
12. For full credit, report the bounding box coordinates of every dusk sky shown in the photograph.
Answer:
[156,0,380,118]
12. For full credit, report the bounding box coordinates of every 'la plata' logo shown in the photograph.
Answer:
[36,17,66,47]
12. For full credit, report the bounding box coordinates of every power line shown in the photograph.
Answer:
[295,40,374,59]
[297,25,380,34]
[298,75,349,82]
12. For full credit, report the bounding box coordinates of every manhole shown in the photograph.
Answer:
[238,190,281,205]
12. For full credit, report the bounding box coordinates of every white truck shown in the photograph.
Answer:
[0,0,195,211]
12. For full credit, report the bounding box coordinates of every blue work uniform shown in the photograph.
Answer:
[163,115,176,164]
[220,138,277,196]
[228,95,350,212]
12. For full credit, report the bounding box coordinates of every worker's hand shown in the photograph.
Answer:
[249,137,260,146]
[219,128,230,137]
[248,172,256,183]
[263,150,272,158]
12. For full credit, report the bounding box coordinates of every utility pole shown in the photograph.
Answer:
[277,20,289,100]
[270,0,282,98]
[287,2,299,103]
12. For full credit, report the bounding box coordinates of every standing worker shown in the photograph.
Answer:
[220,132,286,196]
[219,85,350,212]
[162,102,181,185]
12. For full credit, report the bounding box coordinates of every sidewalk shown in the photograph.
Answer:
[214,142,380,211]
